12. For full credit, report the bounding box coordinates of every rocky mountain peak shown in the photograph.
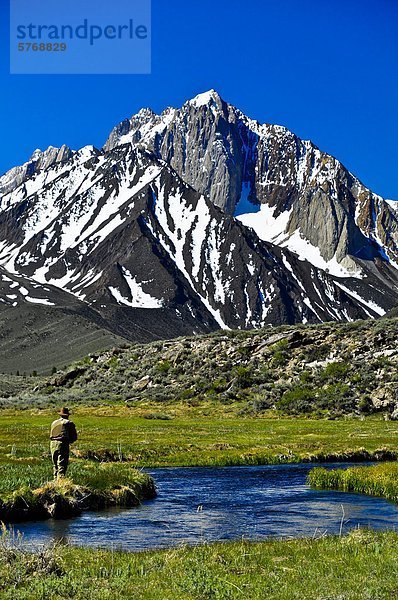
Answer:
[186,89,224,110]
[0,144,73,197]
[100,92,398,283]
[136,107,156,118]
[28,144,72,168]
[1,90,398,356]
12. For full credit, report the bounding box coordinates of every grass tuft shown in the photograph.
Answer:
[0,464,156,523]
[308,462,398,503]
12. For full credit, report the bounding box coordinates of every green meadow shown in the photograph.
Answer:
[2,407,398,598]
[1,407,398,471]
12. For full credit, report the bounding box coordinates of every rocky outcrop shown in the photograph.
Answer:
[11,316,398,417]
[0,144,73,196]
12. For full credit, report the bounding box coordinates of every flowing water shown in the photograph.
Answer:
[13,463,398,551]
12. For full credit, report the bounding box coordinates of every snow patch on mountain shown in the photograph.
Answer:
[236,202,291,242]
[189,90,220,108]
[334,281,385,317]
[190,199,211,279]
[109,267,163,308]
[68,163,162,253]
[151,184,228,328]
[25,296,55,306]
[386,199,398,213]
[279,230,361,278]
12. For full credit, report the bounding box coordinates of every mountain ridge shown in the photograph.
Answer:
[0,90,398,371]
[103,90,398,278]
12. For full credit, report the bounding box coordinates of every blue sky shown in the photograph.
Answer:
[1,0,398,199]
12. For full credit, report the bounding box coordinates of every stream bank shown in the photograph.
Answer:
[0,472,156,523]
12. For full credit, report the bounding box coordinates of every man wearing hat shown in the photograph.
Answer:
[50,407,78,478]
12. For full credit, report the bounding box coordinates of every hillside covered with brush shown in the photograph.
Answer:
[2,318,398,418]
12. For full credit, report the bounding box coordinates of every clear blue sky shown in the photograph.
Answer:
[1,0,397,199]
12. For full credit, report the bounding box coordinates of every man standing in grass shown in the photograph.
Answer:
[50,407,78,478]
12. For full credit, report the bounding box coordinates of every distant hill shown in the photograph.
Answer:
[3,317,398,418]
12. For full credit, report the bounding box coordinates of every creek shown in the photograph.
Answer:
[13,463,398,551]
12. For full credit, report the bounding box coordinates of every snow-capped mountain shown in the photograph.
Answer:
[1,90,398,365]
[105,90,398,280]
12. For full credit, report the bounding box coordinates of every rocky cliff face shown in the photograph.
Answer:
[0,90,398,365]
[0,145,73,197]
[104,90,398,280]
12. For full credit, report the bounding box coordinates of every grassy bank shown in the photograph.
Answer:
[0,462,155,523]
[308,462,398,503]
[2,408,398,522]
[1,530,398,599]
[1,408,398,468]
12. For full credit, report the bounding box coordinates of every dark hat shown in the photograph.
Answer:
[59,407,71,417]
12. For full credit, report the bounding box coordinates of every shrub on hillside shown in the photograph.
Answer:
[252,396,274,412]
[231,366,253,388]
[300,343,331,362]
[320,361,350,381]
[156,360,171,373]
[276,386,317,414]
[318,383,353,412]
